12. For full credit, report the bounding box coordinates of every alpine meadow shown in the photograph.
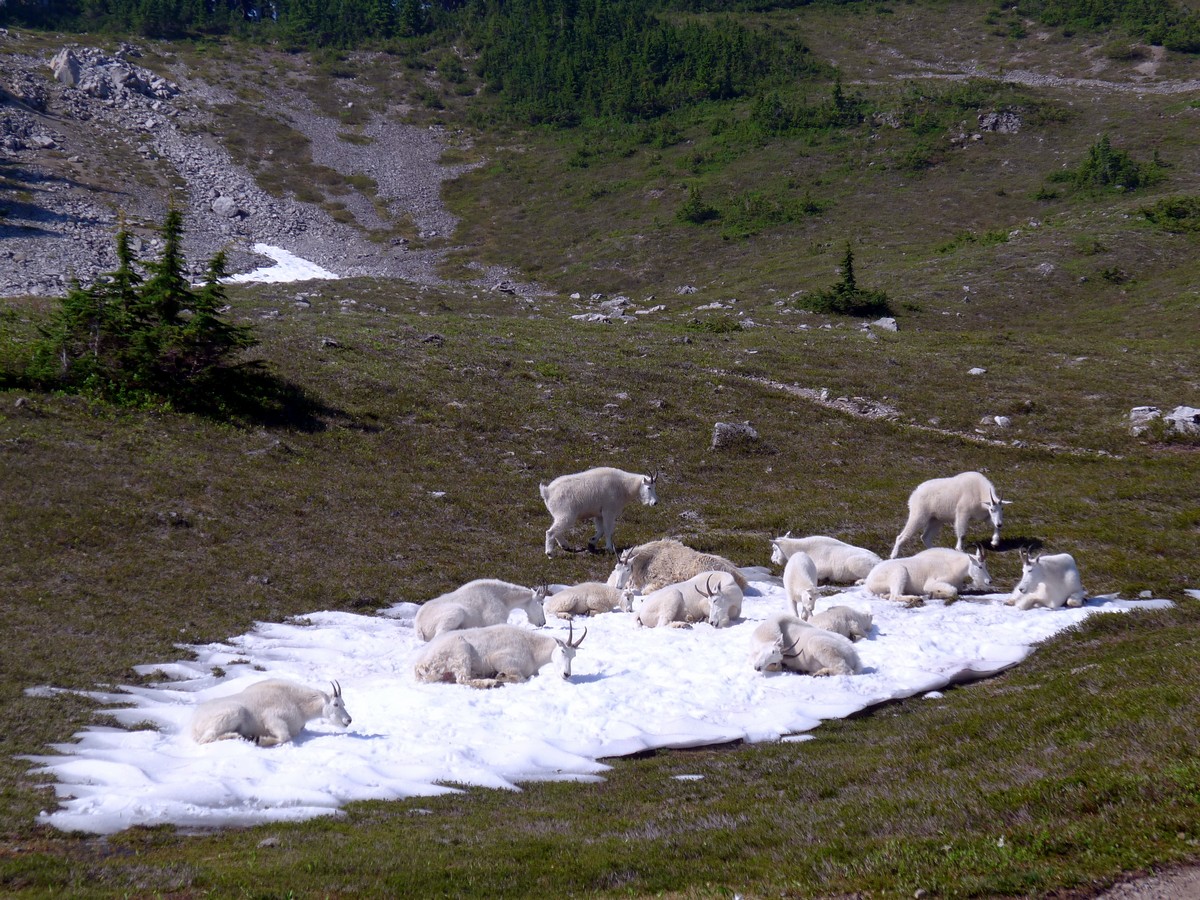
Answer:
[1,0,1199,896]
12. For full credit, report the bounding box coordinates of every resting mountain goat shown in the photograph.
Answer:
[809,605,874,641]
[770,534,882,584]
[748,613,861,676]
[633,572,742,628]
[865,547,992,603]
[191,680,351,747]
[611,539,749,593]
[413,622,587,688]
[544,581,635,619]
[1007,550,1087,610]
[781,550,819,619]
[890,471,1011,558]
[415,579,547,642]
[540,466,658,556]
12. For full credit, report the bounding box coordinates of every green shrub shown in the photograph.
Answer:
[678,186,720,225]
[1140,195,1200,232]
[797,244,894,317]
[15,210,260,411]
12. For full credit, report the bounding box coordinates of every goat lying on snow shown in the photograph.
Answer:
[414,621,587,688]
[1007,549,1087,610]
[540,466,658,556]
[748,613,861,676]
[770,534,882,584]
[544,581,635,619]
[865,547,992,603]
[891,471,1010,558]
[415,579,547,641]
[191,680,351,747]
[633,572,742,628]
[610,539,748,592]
[808,605,873,641]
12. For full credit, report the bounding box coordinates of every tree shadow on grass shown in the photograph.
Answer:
[173,364,348,433]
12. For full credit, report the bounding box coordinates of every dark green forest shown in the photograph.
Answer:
[2,0,1198,124]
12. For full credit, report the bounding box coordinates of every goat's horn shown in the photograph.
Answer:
[704,574,717,597]
[569,623,588,649]
[331,680,341,698]
[780,634,803,659]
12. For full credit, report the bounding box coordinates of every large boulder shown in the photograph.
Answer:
[49,49,81,87]
[1165,406,1200,436]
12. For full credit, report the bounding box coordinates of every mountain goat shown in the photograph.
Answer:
[890,471,1011,558]
[191,680,351,747]
[770,534,882,584]
[1007,550,1087,610]
[634,573,740,628]
[415,579,547,642]
[865,547,992,603]
[809,605,874,641]
[748,613,861,676]
[611,539,748,593]
[540,466,659,556]
[544,581,635,619]
[413,621,587,688]
[781,550,819,620]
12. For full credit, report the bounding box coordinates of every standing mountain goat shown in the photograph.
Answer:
[191,680,351,747]
[770,534,882,584]
[634,572,742,628]
[611,539,749,592]
[865,547,992,603]
[540,466,658,556]
[415,579,547,642]
[781,550,819,619]
[414,622,587,688]
[890,471,1011,558]
[544,582,635,619]
[1007,550,1087,610]
[809,606,874,641]
[748,613,861,676]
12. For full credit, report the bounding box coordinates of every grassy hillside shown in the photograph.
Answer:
[2,0,1200,895]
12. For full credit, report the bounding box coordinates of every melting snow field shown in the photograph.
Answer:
[25,574,1171,836]
[223,244,340,284]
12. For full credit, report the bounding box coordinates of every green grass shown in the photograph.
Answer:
[3,0,1200,894]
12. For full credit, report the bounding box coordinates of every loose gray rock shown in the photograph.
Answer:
[978,111,1022,133]
[871,317,898,332]
[711,421,759,450]
[1165,406,1200,435]
[212,196,242,218]
[1129,406,1161,436]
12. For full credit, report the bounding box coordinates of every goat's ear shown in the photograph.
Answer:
[784,530,793,539]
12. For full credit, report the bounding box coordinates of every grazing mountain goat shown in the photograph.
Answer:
[809,605,874,641]
[890,471,1011,558]
[865,547,992,603]
[770,534,882,584]
[748,613,861,676]
[611,539,749,593]
[540,466,659,556]
[415,579,547,642]
[1007,550,1087,610]
[781,550,819,620]
[414,622,587,689]
[544,581,636,619]
[634,573,740,628]
[191,680,351,747]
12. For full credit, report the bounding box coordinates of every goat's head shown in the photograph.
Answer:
[769,539,787,568]
[1014,549,1042,594]
[618,587,637,612]
[551,621,588,679]
[610,551,637,589]
[699,574,735,628]
[967,545,993,589]
[751,631,802,673]
[983,491,1012,540]
[525,584,548,627]
[323,681,353,728]
[640,469,660,506]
